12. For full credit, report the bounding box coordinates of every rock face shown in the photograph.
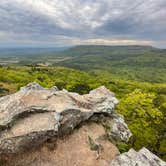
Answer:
[0,82,131,157]
[3,122,120,166]
[110,147,166,166]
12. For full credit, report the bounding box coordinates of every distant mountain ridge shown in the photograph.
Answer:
[56,45,166,83]
[61,45,161,57]
[0,47,68,57]
[0,45,166,83]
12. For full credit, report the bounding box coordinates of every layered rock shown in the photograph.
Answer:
[110,147,166,166]
[0,82,131,157]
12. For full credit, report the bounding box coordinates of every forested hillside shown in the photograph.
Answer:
[0,45,166,83]
[57,45,166,83]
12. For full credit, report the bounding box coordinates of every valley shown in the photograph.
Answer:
[0,45,166,160]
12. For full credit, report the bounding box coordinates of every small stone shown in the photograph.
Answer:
[110,147,166,166]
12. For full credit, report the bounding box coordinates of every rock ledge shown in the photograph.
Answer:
[0,82,131,156]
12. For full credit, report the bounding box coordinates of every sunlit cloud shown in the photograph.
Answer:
[82,38,154,46]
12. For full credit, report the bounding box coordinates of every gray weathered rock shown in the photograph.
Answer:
[110,147,166,166]
[0,82,131,156]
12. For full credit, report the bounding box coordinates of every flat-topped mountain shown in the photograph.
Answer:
[57,45,166,83]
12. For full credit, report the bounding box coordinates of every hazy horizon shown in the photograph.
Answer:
[0,44,166,50]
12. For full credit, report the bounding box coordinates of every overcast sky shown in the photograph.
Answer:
[0,0,165,48]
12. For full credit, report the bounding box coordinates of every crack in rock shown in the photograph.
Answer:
[0,82,131,157]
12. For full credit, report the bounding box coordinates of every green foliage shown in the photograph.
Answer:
[0,65,165,160]
[116,142,131,153]
[1,45,166,83]
[68,83,91,95]
[57,45,166,83]
[117,89,166,159]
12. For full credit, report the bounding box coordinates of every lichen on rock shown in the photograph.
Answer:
[0,82,131,157]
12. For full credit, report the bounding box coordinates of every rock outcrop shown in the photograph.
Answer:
[1,82,165,166]
[0,83,131,159]
[3,122,120,166]
[110,147,166,166]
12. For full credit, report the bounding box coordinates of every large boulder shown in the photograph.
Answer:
[0,82,131,157]
[110,147,166,166]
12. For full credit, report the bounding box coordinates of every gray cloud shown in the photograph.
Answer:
[0,0,165,47]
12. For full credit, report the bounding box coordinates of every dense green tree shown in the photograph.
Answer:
[117,89,165,159]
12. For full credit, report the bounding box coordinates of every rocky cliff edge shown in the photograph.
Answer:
[0,82,165,166]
